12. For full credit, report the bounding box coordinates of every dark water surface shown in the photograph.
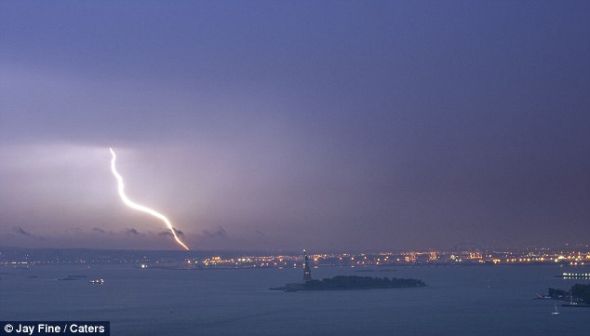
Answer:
[1,264,588,335]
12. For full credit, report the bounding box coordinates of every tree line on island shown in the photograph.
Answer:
[304,275,426,290]
[271,275,426,292]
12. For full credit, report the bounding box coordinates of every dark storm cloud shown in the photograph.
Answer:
[13,226,34,237]
[201,227,228,240]
[1,1,590,250]
[125,228,140,236]
[158,228,184,237]
[12,226,44,241]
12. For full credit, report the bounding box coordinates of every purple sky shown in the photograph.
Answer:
[1,1,590,251]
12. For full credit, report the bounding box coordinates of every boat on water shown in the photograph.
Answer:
[535,293,552,300]
[89,278,105,285]
[559,272,590,279]
[551,305,560,315]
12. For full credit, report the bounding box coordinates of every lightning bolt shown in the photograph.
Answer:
[109,148,190,251]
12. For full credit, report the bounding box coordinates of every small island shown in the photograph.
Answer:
[271,275,426,292]
[271,251,426,292]
[537,284,590,307]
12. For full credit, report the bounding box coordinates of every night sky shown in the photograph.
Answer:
[1,1,589,251]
